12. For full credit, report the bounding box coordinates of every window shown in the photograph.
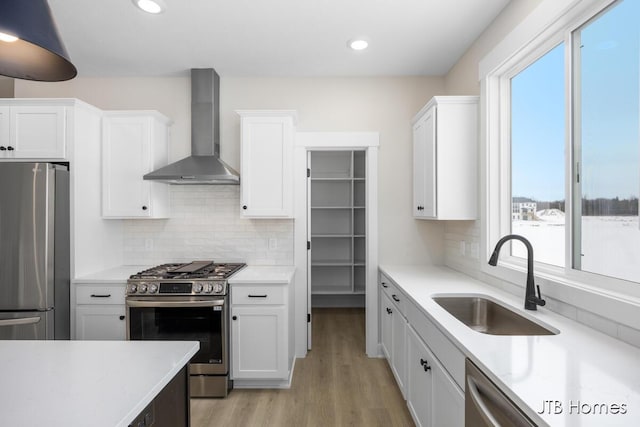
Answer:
[572,0,640,282]
[511,44,565,267]
[488,0,640,289]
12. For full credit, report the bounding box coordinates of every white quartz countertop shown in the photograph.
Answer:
[0,340,198,427]
[380,264,640,427]
[72,265,152,283]
[229,266,295,284]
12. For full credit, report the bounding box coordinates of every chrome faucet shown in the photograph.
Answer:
[488,234,546,311]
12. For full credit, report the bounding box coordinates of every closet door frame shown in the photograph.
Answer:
[293,132,379,358]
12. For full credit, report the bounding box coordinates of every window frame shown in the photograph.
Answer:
[480,0,640,327]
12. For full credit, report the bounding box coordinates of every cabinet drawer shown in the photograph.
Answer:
[232,285,286,305]
[407,300,465,390]
[76,285,126,305]
[381,279,407,317]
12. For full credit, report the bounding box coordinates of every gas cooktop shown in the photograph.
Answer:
[129,261,246,280]
[126,261,246,296]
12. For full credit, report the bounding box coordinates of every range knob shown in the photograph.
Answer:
[148,283,159,293]
[127,284,137,294]
[203,283,214,293]
[138,283,148,293]
[213,283,224,293]
[193,283,203,293]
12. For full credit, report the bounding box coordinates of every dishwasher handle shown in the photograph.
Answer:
[465,359,537,427]
[467,376,501,426]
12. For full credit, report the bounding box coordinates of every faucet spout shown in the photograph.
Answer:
[487,234,546,311]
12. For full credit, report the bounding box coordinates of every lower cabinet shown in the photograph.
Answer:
[380,291,393,359]
[231,305,287,379]
[380,278,408,397]
[406,326,464,427]
[76,306,126,340]
[390,300,407,397]
[73,283,126,340]
[230,280,292,385]
[380,271,464,427]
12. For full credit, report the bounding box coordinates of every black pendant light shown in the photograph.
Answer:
[0,0,77,81]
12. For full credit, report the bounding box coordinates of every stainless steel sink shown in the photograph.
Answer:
[432,295,558,336]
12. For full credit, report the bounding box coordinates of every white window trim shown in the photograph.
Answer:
[479,0,640,331]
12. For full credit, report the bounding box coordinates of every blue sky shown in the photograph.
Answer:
[511,0,639,202]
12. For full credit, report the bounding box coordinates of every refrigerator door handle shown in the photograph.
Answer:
[0,316,41,327]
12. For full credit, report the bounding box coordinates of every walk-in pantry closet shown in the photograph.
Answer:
[309,150,366,307]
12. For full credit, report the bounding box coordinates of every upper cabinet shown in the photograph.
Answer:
[0,103,66,159]
[237,110,297,218]
[102,111,171,219]
[412,96,478,220]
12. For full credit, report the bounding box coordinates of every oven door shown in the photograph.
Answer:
[126,297,227,375]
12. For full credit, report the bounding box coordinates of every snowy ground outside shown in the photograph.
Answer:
[512,215,640,283]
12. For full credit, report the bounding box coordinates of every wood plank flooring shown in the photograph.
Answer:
[191,308,414,427]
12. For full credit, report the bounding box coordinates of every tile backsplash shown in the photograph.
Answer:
[123,186,294,265]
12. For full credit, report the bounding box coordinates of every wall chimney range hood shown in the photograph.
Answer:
[143,68,240,184]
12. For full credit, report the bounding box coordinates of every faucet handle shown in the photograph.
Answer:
[536,285,546,306]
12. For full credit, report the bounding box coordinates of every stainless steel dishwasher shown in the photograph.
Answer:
[465,359,537,426]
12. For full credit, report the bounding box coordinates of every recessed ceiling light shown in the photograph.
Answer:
[0,32,18,43]
[348,39,369,51]
[132,0,166,14]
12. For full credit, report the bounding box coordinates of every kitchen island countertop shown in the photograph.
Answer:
[0,340,198,427]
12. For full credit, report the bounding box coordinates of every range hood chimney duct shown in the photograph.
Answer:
[143,68,240,184]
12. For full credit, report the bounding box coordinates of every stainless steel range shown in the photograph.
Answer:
[126,261,245,398]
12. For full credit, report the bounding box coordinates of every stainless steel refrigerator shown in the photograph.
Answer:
[0,162,70,339]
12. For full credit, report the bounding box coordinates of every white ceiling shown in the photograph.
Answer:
[48,0,511,78]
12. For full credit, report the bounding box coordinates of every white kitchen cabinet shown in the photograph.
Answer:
[380,268,465,426]
[0,103,66,159]
[406,325,464,427]
[76,306,126,340]
[231,305,288,379]
[380,290,393,359]
[230,281,291,383]
[412,96,478,220]
[73,283,127,340]
[237,110,297,218]
[102,111,171,218]
[380,278,408,398]
[407,325,433,427]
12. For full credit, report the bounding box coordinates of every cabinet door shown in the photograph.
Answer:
[391,307,407,398]
[10,106,66,159]
[75,305,126,340]
[380,291,393,359]
[412,117,426,218]
[421,107,437,217]
[231,305,287,379]
[240,115,294,218]
[102,116,153,218]
[432,355,464,427]
[406,326,434,427]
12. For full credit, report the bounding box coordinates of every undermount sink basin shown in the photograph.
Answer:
[432,295,558,336]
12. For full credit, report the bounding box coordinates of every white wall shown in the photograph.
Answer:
[442,0,544,276]
[15,75,446,266]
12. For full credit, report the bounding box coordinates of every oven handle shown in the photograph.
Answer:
[126,299,224,308]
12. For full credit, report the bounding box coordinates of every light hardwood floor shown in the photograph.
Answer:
[191,307,414,427]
